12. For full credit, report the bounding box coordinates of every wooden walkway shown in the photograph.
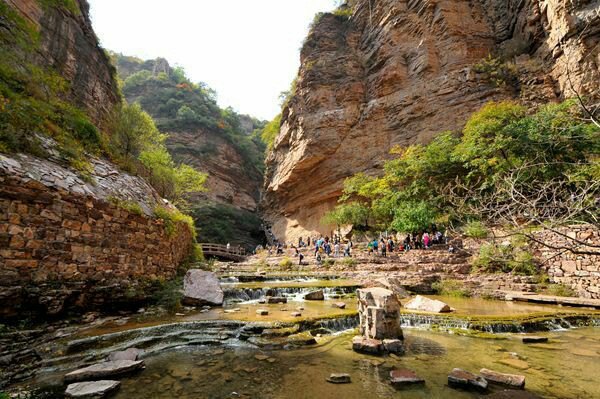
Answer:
[199,243,246,262]
[503,291,600,309]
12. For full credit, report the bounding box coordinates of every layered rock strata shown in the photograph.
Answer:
[4,0,120,126]
[263,0,600,242]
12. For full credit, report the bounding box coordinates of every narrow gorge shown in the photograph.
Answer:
[1,0,599,398]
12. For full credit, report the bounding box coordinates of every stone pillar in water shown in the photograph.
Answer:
[353,287,403,355]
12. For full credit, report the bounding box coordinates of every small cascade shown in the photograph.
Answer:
[220,275,343,283]
[314,314,359,332]
[400,313,600,333]
[223,286,359,303]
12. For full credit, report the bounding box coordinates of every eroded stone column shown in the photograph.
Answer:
[353,287,403,355]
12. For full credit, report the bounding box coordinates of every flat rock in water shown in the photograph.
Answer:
[383,339,404,354]
[332,302,346,309]
[64,360,145,383]
[352,336,384,355]
[480,368,525,389]
[182,269,223,306]
[108,348,142,362]
[522,336,548,343]
[65,380,120,398]
[326,373,351,384]
[224,308,241,313]
[267,296,287,304]
[404,295,451,313]
[485,390,541,399]
[304,290,325,300]
[390,369,425,387]
[291,312,302,317]
[448,368,488,391]
[256,309,269,315]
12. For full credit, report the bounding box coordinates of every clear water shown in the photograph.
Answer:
[108,327,600,399]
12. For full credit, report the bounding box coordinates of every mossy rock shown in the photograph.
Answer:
[286,332,317,346]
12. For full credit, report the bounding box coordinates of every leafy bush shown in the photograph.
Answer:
[473,55,519,88]
[150,277,183,312]
[322,258,336,267]
[545,283,576,297]
[279,257,294,270]
[332,6,353,19]
[260,114,281,151]
[154,206,196,240]
[341,257,357,267]
[463,221,488,239]
[473,242,538,275]
[107,196,143,216]
[431,279,471,297]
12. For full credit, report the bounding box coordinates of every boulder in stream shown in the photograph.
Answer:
[64,360,145,383]
[266,296,287,304]
[286,332,317,346]
[256,309,269,315]
[404,295,451,313]
[522,336,548,343]
[480,368,525,389]
[390,369,425,387]
[448,368,488,391]
[65,380,120,398]
[182,269,223,306]
[108,348,143,362]
[304,290,325,300]
[332,302,346,309]
[352,336,384,355]
[326,373,351,384]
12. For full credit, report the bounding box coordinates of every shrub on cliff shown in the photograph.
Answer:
[154,206,197,240]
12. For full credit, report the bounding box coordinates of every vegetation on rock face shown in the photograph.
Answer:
[260,114,282,151]
[112,53,266,173]
[190,203,264,245]
[327,100,599,238]
[0,1,100,169]
[0,2,206,230]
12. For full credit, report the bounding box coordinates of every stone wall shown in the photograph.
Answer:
[533,226,600,299]
[0,153,194,318]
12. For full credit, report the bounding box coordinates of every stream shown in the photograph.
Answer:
[11,275,600,398]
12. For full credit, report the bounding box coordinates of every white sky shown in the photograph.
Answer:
[88,0,337,121]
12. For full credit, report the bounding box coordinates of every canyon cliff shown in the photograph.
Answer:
[263,0,600,242]
[3,0,120,126]
[113,55,266,247]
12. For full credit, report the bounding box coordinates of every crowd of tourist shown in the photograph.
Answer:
[255,224,451,264]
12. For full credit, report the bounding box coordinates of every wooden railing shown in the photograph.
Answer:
[199,243,246,261]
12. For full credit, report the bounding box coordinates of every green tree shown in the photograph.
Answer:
[110,102,165,163]
[260,114,281,150]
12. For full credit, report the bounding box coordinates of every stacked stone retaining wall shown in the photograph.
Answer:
[0,154,194,318]
[533,226,600,299]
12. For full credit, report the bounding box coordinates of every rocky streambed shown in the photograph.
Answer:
[4,274,600,398]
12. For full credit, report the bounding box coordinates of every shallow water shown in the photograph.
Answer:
[108,327,600,399]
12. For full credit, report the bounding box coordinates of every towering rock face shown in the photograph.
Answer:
[4,0,120,126]
[263,0,600,242]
